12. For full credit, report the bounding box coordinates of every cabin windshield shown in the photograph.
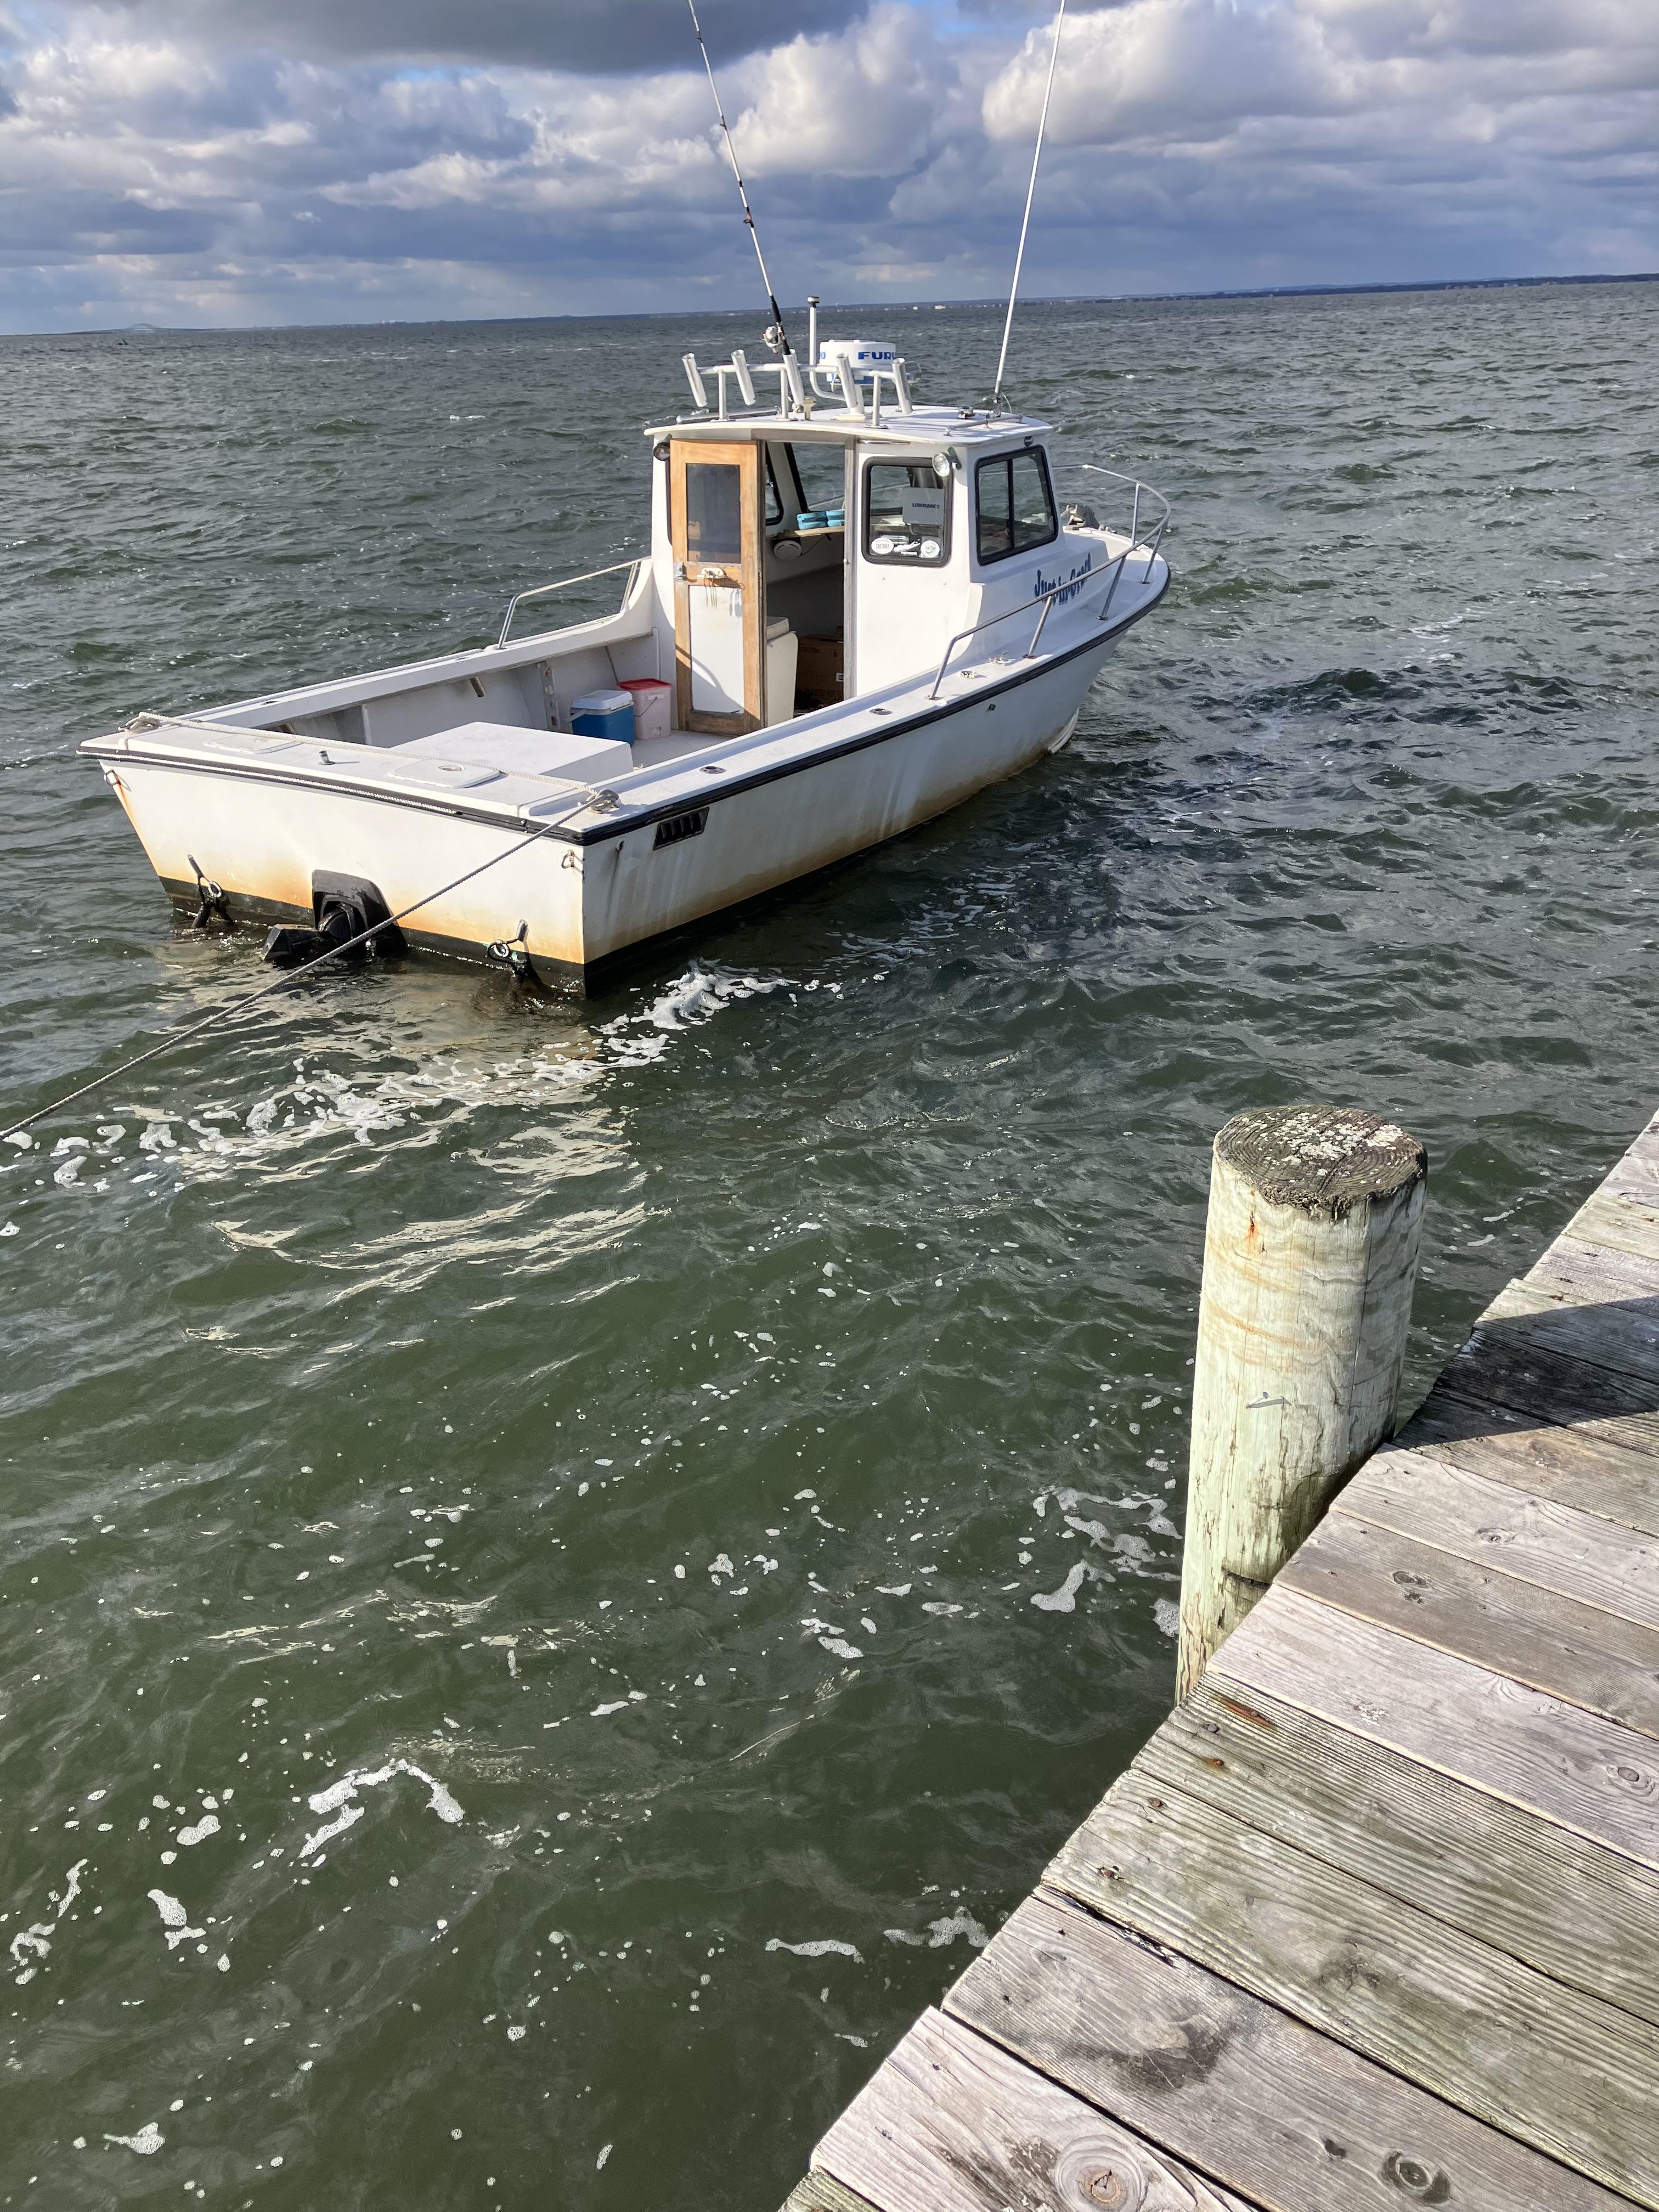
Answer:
[787,442,846,519]
[975,448,1058,565]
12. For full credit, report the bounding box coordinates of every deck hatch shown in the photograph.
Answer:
[654,806,709,849]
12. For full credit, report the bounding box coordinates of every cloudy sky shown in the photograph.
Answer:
[0,0,1654,331]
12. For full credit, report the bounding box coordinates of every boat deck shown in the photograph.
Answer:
[633,729,732,771]
[786,1109,1659,2212]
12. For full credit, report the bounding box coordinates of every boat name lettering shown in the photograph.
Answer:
[1032,552,1094,607]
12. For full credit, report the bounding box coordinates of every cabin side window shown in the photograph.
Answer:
[862,460,951,566]
[974,449,1058,565]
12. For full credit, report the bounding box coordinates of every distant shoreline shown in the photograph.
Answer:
[9,267,1657,340]
[1093,269,1659,305]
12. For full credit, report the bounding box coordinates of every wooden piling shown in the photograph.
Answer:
[1176,1102,1427,1699]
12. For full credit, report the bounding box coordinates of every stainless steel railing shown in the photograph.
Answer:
[928,573,1107,701]
[1079,467,1171,628]
[496,558,645,650]
[926,471,1170,700]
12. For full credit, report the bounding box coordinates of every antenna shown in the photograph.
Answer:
[992,0,1068,409]
[685,0,791,354]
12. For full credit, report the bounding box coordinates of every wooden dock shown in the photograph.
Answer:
[783,1111,1659,2212]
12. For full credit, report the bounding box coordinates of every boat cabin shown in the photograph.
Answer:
[648,367,1077,744]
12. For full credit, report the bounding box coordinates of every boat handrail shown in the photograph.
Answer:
[496,558,645,650]
[928,574,1106,700]
[1079,467,1171,628]
[927,472,1169,700]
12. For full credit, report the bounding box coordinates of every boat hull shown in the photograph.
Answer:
[580,637,1109,967]
[98,630,1118,989]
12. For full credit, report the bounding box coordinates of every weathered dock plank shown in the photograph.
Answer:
[1215,1588,1659,1870]
[814,2006,1255,2212]
[1557,1190,1659,1276]
[1275,1510,1659,1735]
[1137,1677,1659,2029]
[1338,1447,1659,1628]
[1531,1224,1659,1300]
[1047,1770,1659,2203]
[782,2176,880,2212]
[1402,1379,1659,1527]
[1480,1276,1659,1391]
[945,1892,1637,2212]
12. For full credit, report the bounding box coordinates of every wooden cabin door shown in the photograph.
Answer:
[670,439,763,735]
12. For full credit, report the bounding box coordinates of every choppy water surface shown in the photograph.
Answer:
[2,283,1657,2208]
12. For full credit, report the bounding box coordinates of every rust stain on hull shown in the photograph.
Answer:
[118,766,586,969]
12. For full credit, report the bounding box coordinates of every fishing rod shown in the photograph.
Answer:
[993,0,1069,408]
[684,0,791,354]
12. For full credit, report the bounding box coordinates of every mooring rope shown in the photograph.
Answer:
[0,815,578,1145]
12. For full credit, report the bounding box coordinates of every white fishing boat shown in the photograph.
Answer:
[81,2,1169,992]
[81,323,1169,989]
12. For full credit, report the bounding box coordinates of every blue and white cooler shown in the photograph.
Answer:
[569,689,636,744]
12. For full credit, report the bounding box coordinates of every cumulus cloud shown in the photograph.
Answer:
[984,0,1659,146]
[971,0,1659,287]
[730,11,960,178]
[0,0,1654,330]
[985,0,1342,144]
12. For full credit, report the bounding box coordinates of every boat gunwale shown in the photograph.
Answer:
[80,566,1170,847]
[125,572,658,736]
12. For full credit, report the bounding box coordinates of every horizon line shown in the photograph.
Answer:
[6,265,1656,341]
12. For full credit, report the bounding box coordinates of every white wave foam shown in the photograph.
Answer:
[147,1889,204,1951]
[299,1803,365,1856]
[1031,1562,1088,1613]
[8,1925,52,1983]
[104,2124,164,2155]
[10,1858,91,1983]
[885,1909,989,1950]
[301,1759,463,1858]
[36,958,791,1194]
[635,964,782,1035]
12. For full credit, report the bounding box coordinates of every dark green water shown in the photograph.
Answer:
[2,284,1657,2208]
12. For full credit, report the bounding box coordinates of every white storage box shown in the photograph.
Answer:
[618,678,672,746]
[393,721,631,784]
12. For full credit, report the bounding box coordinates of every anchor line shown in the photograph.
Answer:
[684,0,790,352]
[0,811,582,1145]
[992,0,1068,409]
